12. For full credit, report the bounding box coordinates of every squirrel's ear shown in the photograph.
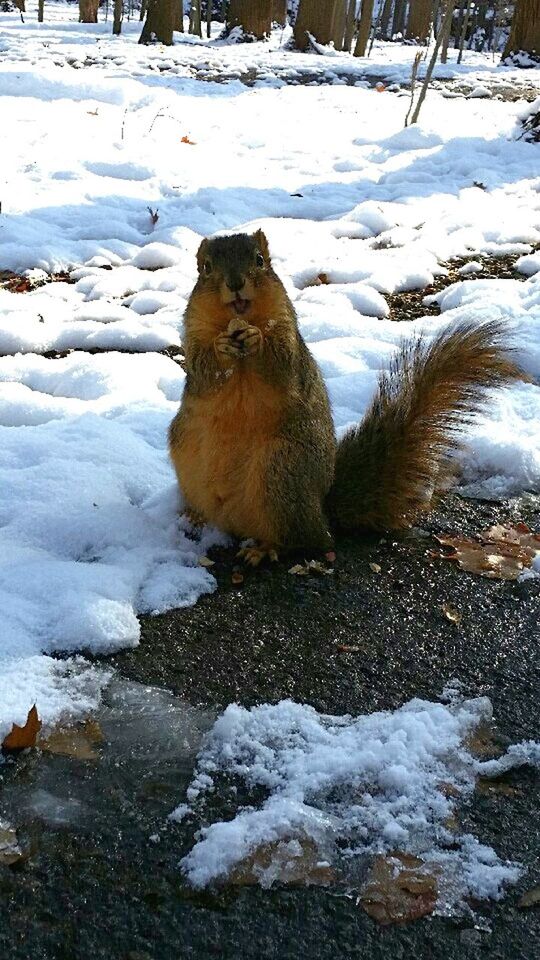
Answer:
[196,238,210,273]
[253,229,270,263]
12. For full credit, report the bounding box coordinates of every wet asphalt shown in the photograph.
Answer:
[0,493,539,960]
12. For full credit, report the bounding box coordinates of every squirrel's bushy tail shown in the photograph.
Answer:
[327,320,523,532]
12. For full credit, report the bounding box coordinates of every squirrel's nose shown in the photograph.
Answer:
[226,275,244,293]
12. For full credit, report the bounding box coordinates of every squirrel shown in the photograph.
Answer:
[169,230,522,565]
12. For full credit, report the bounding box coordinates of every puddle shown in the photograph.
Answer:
[0,679,215,836]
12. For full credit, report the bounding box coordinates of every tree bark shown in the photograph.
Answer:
[14,0,25,11]
[391,0,407,36]
[379,0,393,38]
[440,0,455,61]
[175,0,184,30]
[79,0,98,22]
[113,0,122,33]
[227,0,272,38]
[343,0,357,50]
[410,0,454,122]
[354,0,374,56]
[405,0,432,42]
[140,0,148,21]
[139,0,174,42]
[189,0,202,35]
[271,0,287,25]
[38,0,44,21]
[503,0,540,58]
[206,0,211,35]
[293,0,339,51]
[332,0,348,50]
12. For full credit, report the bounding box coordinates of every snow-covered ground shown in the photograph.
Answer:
[0,2,540,900]
[173,689,540,906]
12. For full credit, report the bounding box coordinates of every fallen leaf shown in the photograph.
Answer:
[433,524,540,580]
[359,852,438,925]
[181,135,196,145]
[336,644,360,653]
[518,887,540,909]
[465,722,503,759]
[2,705,42,751]
[438,781,460,798]
[231,571,244,585]
[198,556,215,568]
[39,719,104,761]
[0,821,24,867]
[375,82,386,92]
[369,562,381,574]
[325,551,337,563]
[228,837,336,888]
[476,778,521,797]
[288,560,333,577]
[442,602,462,625]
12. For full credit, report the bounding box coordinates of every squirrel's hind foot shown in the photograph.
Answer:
[237,542,279,567]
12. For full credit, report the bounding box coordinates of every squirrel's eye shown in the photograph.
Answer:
[256,252,264,268]
[203,260,212,275]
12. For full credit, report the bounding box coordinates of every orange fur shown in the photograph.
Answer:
[171,365,288,542]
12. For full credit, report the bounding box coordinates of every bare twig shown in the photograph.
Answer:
[409,0,455,126]
[404,50,424,127]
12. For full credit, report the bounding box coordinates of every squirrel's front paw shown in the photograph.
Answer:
[214,320,263,360]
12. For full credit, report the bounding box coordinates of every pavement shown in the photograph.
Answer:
[1,493,539,960]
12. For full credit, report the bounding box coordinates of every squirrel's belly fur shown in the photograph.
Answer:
[171,368,290,541]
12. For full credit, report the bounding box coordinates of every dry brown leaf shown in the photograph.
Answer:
[476,778,521,797]
[198,555,215,568]
[434,523,540,580]
[442,602,462,625]
[181,135,196,145]
[228,837,335,888]
[0,822,24,867]
[289,560,333,577]
[336,644,361,653]
[464,722,503,759]
[359,852,438,925]
[369,562,381,574]
[39,719,104,761]
[2,705,42,751]
[231,571,244,585]
[289,563,308,576]
[518,887,540,909]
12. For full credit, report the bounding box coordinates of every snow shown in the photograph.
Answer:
[0,5,539,743]
[175,693,536,908]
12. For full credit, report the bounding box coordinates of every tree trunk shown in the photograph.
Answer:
[206,0,211,35]
[189,0,202,35]
[227,0,272,38]
[405,0,432,42]
[457,0,472,62]
[503,0,540,58]
[440,0,455,61]
[79,0,98,22]
[140,0,147,21]
[113,0,122,33]
[139,0,174,42]
[343,0,357,49]
[293,0,339,51]
[175,0,184,30]
[332,0,348,49]
[38,0,44,21]
[14,0,25,10]
[379,0,393,38]
[391,0,406,36]
[354,0,374,55]
[271,0,287,25]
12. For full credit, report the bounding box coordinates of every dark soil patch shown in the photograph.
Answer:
[385,249,535,323]
[0,270,75,294]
